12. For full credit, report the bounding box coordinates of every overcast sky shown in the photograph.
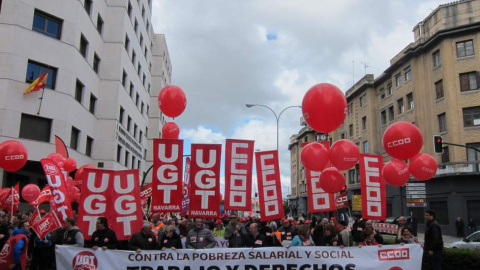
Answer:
[151,0,447,197]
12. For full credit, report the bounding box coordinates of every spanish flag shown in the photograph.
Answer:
[23,71,48,95]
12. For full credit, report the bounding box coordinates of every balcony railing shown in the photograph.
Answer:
[436,161,480,175]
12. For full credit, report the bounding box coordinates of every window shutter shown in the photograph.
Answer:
[476,71,480,89]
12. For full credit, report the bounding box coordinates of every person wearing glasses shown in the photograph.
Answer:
[90,217,117,250]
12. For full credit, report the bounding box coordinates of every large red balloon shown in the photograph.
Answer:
[320,167,345,194]
[302,83,347,133]
[409,153,437,181]
[382,121,423,160]
[21,184,40,203]
[74,164,96,181]
[162,122,180,139]
[0,140,28,172]
[158,85,187,118]
[63,158,77,173]
[47,153,65,168]
[383,160,410,187]
[329,140,360,171]
[300,143,329,171]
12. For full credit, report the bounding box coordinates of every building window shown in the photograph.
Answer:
[147,105,149,114]
[359,94,366,107]
[96,14,104,34]
[32,9,62,39]
[456,40,474,58]
[407,93,414,110]
[347,103,353,115]
[141,102,144,114]
[93,53,100,73]
[463,106,480,127]
[467,200,480,229]
[132,51,136,65]
[387,84,392,95]
[122,70,127,88]
[459,72,479,92]
[397,98,404,114]
[438,113,446,133]
[127,116,132,132]
[79,34,88,58]
[138,160,141,170]
[388,106,394,122]
[430,201,449,225]
[395,73,401,87]
[117,145,122,162]
[466,143,480,162]
[140,34,143,47]
[134,19,138,34]
[125,35,130,52]
[363,141,369,153]
[119,106,124,124]
[133,124,138,138]
[141,6,145,19]
[340,132,346,139]
[89,94,97,114]
[127,2,132,18]
[146,21,150,33]
[130,83,134,98]
[137,63,141,76]
[132,156,136,169]
[26,60,57,89]
[70,126,80,150]
[441,146,450,163]
[380,88,385,99]
[404,67,412,82]
[75,79,84,103]
[125,151,130,167]
[348,169,355,184]
[19,114,51,142]
[435,80,444,99]
[86,136,93,157]
[349,124,354,137]
[432,50,441,68]
[362,116,367,131]
[135,93,139,107]
[381,110,387,125]
[142,74,146,85]
[84,0,92,16]
[144,47,148,57]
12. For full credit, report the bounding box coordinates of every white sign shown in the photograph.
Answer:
[405,191,426,195]
[406,183,425,187]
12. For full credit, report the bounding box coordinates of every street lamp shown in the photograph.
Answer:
[245,104,302,151]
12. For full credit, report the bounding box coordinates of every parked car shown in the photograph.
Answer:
[449,231,480,250]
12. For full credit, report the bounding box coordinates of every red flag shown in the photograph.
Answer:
[140,183,152,208]
[77,169,143,240]
[30,186,52,206]
[224,139,254,211]
[306,169,336,213]
[23,71,48,95]
[189,144,222,218]
[29,208,42,225]
[41,159,73,222]
[255,151,284,222]
[360,154,386,220]
[151,139,183,212]
[54,135,69,158]
[31,211,62,240]
[181,157,191,215]
[0,184,19,213]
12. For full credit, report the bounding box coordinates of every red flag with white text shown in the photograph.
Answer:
[31,211,62,239]
[40,159,72,222]
[359,154,386,220]
[30,185,52,206]
[255,151,284,221]
[189,144,222,218]
[29,208,41,225]
[224,139,254,211]
[0,184,19,213]
[77,169,143,240]
[140,183,152,208]
[151,139,183,213]
[306,169,336,213]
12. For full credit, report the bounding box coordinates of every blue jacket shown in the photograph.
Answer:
[12,228,29,265]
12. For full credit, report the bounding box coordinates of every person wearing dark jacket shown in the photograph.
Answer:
[455,217,464,237]
[424,210,443,270]
[364,220,383,244]
[158,225,182,250]
[351,213,365,245]
[224,213,248,248]
[185,217,216,249]
[277,219,296,242]
[128,222,157,252]
[323,224,344,247]
[247,223,267,247]
[90,217,118,250]
[29,232,52,270]
[312,218,328,246]
[61,218,84,247]
[0,214,10,249]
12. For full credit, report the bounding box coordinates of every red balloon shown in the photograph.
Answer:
[21,184,40,203]
[302,83,347,133]
[158,85,187,118]
[382,121,423,160]
[383,160,410,187]
[74,164,96,181]
[63,158,77,173]
[0,140,28,172]
[300,143,329,171]
[162,122,180,139]
[329,140,360,170]
[409,153,437,181]
[320,167,345,194]
[47,153,65,168]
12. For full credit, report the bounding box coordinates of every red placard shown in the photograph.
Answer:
[151,139,184,213]
[224,139,254,211]
[30,186,52,206]
[29,208,41,226]
[77,169,143,240]
[140,183,152,208]
[255,151,284,221]
[336,192,349,209]
[359,154,386,220]
[305,169,336,213]
[189,144,222,218]
[41,159,72,222]
[31,211,62,240]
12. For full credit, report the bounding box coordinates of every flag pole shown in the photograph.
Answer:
[37,85,46,115]
[10,187,14,216]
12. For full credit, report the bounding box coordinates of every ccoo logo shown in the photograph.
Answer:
[378,248,410,261]
[72,251,98,270]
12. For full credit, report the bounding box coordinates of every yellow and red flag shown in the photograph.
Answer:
[23,71,48,95]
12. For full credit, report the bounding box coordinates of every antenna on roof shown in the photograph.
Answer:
[361,62,371,75]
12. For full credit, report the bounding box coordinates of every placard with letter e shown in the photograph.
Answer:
[255,151,284,221]
[359,154,386,220]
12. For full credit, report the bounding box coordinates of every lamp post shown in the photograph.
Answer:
[245,104,302,151]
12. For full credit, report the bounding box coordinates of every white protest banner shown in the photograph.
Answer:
[56,244,423,270]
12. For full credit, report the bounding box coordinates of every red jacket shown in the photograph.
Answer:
[0,232,29,270]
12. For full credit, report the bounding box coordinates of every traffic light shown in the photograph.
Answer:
[434,135,443,153]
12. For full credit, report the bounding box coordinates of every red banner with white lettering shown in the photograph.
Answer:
[77,169,143,240]
[140,183,152,208]
[359,154,386,220]
[224,139,254,211]
[29,208,41,226]
[41,159,72,222]
[31,211,62,240]
[31,185,52,206]
[189,144,222,218]
[255,151,284,222]
[305,169,336,213]
[151,139,183,213]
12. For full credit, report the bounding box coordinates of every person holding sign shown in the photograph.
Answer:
[90,217,118,250]
[158,225,182,250]
[128,222,157,253]
[185,217,216,249]
[247,223,267,248]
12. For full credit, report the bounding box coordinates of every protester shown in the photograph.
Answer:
[455,217,464,237]
[290,224,313,247]
[399,227,419,244]
[150,213,165,238]
[158,225,182,250]
[424,210,443,270]
[0,213,10,249]
[351,213,365,245]
[61,218,84,247]
[178,217,192,238]
[323,224,344,247]
[312,218,328,246]
[358,228,380,247]
[90,217,118,250]
[6,221,30,270]
[338,220,351,247]
[248,223,267,248]
[128,222,157,252]
[9,216,19,236]
[29,232,52,270]
[213,219,225,237]
[278,219,296,242]
[468,218,476,234]
[224,213,248,248]
[364,220,383,244]
[396,216,408,242]
[185,217,216,249]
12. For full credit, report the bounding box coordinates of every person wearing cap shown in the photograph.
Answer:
[213,219,225,238]
[351,213,365,245]
[224,213,248,248]
[277,219,296,242]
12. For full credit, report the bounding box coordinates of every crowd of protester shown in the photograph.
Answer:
[0,209,428,270]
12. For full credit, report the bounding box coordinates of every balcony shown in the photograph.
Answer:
[436,161,480,176]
